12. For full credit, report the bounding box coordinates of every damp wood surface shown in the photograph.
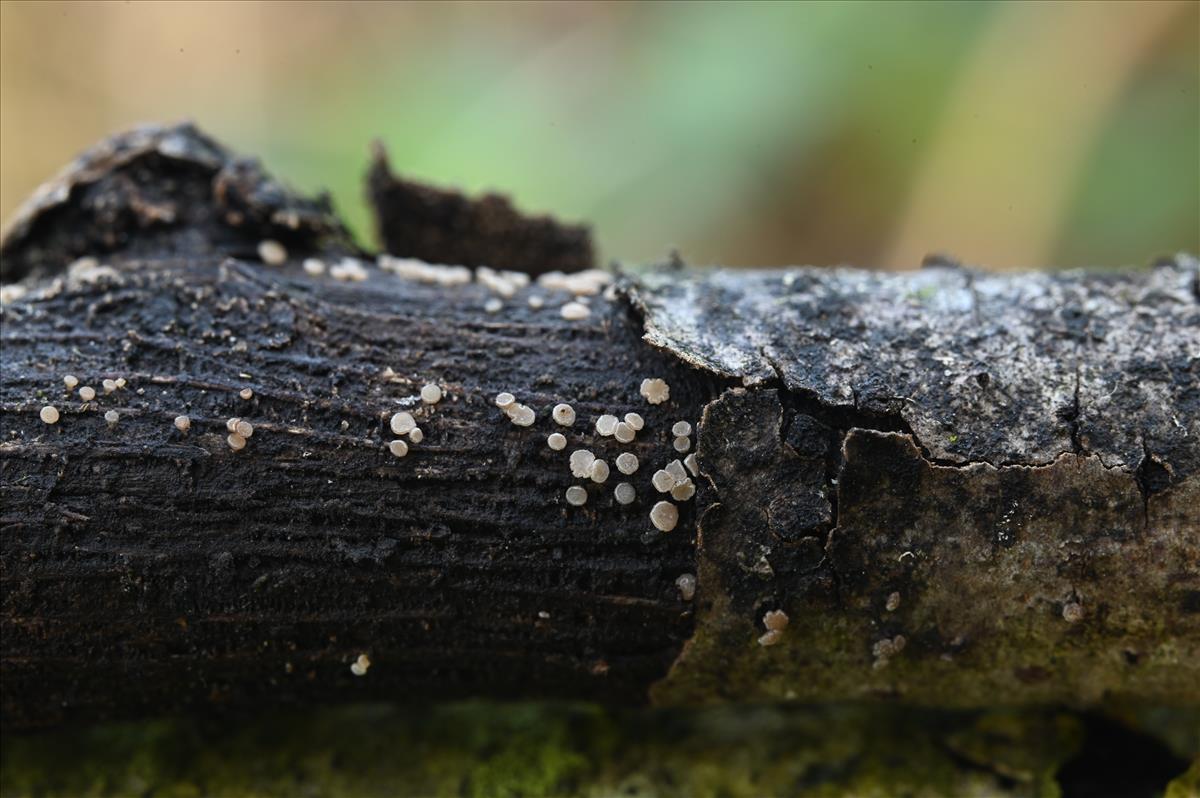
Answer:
[1,123,1198,731]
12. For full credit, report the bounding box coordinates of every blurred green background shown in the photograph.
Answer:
[1,0,1197,270]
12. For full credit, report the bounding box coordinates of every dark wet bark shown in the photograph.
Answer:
[1,124,1197,730]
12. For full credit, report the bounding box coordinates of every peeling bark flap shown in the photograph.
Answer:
[631,262,1200,478]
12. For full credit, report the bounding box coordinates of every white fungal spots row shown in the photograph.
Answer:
[350,653,371,676]
[330,257,369,282]
[476,266,530,298]
[258,239,288,266]
[377,255,471,287]
[537,269,612,297]
[640,378,670,405]
[758,609,790,647]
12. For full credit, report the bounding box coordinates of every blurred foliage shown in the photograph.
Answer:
[2,702,1196,798]
[1,1,1196,270]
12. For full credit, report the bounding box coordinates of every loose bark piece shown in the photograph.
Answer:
[1,125,1197,730]
[367,141,593,276]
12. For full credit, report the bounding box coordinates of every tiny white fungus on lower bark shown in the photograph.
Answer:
[258,239,287,266]
[614,482,636,505]
[174,415,191,432]
[102,379,117,394]
[763,609,789,631]
[547,432,567,451]
[239,388,254,400]
[569,449,596,478]
[40,405,59,424]
[672,421,692,437]
[227,433,247,451]
[495,392,515,409]
[390,411,416,435]
[589,459,610,483]
[104,410,119,425]
[673,436,691,453]
[303,258,326,276]
[684,453,700,476]
[614,422,635,443]
[615,452,639,475]
[350,653,371,676]
[560,301,590,320]
[650,500,678,532]
[565,485,588,506]
[675,573,697,601]
[639,378,669,405]
[552,403,576,426]
[623,413,644,431]
[420,383,443,404]
[79,387,96,401]
[595,414,618,436]
[408,427,424,443]
[484,298,503,314]
[388,439,409,457]
[64,375,79,390]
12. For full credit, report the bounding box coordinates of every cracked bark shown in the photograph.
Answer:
[1,124,1197,730]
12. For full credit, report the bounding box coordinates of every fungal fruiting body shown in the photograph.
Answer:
[639,378,670,405]
[565,486,588,506]
[885,592,901,612]
[505,403,536,427]
[303,258,326,276]
[234,420,254,439]
[239,388,254,400]
[595,414,618,436]
[569,449,596,479]
[673,436,691,453]
[547,432,567,451]
[758,609,790,647]
[671,421,692,437]
[420,383,443,404]
[537,269,612,296]
[63,375,79,390]
[258,239,288,266]
[39,405,59,424]
[560,301,590,321]
[651,470,676,493]
[614,422,635,443]
[670,480,695,501]
[484,298,503,314]
[1062,601,1084,623]
[552,403,576,426]
[377,255,471,287]
[527,295,545,309]
[350,653,371,676]
[174,415,191,433]
[227,433,247,451]
[330,258,368,282]
[114,377,126,389]
[104,410,119,426]
[388,439,409,458]
[623,413,644,431]
[650,501,678,532]
[79,387,96,401]
[872,635,907,669]
[495,392,515,409]
[676,574,697,601]
[390,412,416,435]
[589,459,610,484]
[614,482,636,505]
[615,452,639,475]
[684,453,699,477]
[226,417,241,433]
[102,379,117,394]
[408,427,424,443]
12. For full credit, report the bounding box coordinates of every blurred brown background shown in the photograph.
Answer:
[1,0,1197,270]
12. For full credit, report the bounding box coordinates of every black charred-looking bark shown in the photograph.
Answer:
[1,124,1197,730]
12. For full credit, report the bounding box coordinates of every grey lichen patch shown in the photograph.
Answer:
[630,263,1200,480]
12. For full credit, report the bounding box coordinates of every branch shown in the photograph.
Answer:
[1,124,1197,729]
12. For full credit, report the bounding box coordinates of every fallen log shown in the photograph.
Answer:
[1,124,1197,729]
